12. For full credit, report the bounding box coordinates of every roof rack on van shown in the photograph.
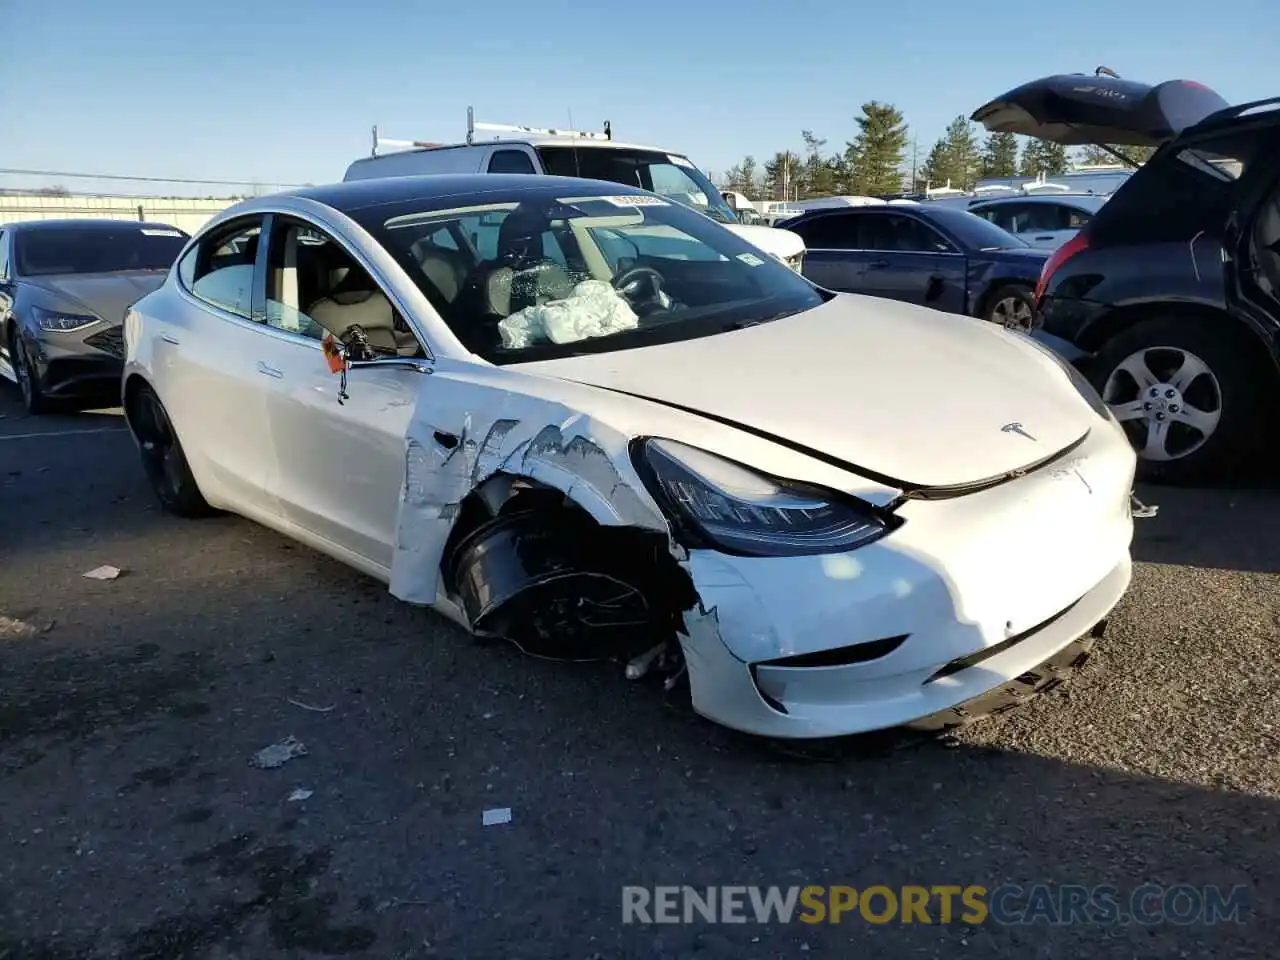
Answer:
[464,106,612,145]
[369,126,449,157]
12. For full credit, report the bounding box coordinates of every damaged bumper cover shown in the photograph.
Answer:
[675,422,1136,739]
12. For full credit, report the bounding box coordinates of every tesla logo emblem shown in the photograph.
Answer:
[1001,422,1037,441]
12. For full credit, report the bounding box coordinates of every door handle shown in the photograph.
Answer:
[867,259,891,269]
[1033,235,1054,241]
[161,333,180,345]
[256,361,283,379]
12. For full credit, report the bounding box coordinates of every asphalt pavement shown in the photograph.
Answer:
[1,387,1278,959]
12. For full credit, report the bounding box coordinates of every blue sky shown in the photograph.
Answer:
[1,0,1276,195]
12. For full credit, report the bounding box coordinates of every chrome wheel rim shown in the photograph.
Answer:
[12,338,33,406]
[1102,346,1222,462]
[991,296,1035,332]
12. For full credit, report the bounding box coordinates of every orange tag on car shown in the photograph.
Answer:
[322,334,344,374]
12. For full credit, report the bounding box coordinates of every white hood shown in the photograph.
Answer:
[518,295,1096,489]
[724,222,805,260]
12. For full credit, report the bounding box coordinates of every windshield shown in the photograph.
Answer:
[365,189,827,365]
[922,206,1030,250]
[15,226,188,277]
[537,146,741,225]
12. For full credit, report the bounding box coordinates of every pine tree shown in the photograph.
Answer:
[1020,140,1070,177]
[800,131,836,199]
[763,151,802,200]
[920,116,981,190]
[845,102,909,196]
[920,139,951,188]
[980,132,1019,178]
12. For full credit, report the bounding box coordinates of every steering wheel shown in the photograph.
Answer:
[612,266,668,316]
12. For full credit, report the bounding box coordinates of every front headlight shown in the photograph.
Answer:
[32,306,101,332]
[771,251,805,273]
[636,438,893,557]
[1012,331,1114,423]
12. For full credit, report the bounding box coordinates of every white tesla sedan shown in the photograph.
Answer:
[122,174,1137,740]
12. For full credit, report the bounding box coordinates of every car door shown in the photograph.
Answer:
[786,213,868,292]
[164,216,281,516]
[855,211,964,308]
[254,214,427,571]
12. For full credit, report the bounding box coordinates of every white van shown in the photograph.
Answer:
[344,110,806,271]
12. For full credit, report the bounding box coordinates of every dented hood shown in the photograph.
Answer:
[514,295,1092,490]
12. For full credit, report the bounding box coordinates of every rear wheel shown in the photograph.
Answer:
[983,284,1036,332]
[1090,315,1268,485]
[128,384,217,517]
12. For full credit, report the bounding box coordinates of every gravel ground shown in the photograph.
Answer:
[0,391,1277,959]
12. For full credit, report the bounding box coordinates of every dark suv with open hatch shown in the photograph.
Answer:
[972,72,1280,484]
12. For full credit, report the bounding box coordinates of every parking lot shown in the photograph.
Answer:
[1,387,1278,958]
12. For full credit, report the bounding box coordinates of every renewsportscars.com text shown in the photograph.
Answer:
[622,884,1250,926]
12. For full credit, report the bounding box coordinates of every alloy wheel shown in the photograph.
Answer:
[991,296,1035,332]
[136,392,184,502]
[1101,346,1222,461]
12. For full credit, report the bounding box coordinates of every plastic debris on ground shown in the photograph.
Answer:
[82,565,124,581]
[0,616,37,640]
[481,807,512,827]
[250,736,308,769]
[497,280,638,349]
[287,788,313,802]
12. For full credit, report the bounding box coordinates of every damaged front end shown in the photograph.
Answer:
[443,501,697,669]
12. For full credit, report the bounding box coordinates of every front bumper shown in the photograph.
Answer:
[678,419,1137,739]
[30,325,124,401]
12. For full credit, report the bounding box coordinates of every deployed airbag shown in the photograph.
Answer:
[498,279,638,349]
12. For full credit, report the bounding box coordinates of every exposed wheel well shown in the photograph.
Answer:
[438,474,697,654]
[1077,302,1280,384]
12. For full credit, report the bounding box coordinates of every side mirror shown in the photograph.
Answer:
[322,334,351,404]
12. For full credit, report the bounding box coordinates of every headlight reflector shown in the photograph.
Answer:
[32,306,101,332]
[638,438,892,556]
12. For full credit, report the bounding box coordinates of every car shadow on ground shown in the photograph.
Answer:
[1131,481,1280,573]
[0,568,1276,959]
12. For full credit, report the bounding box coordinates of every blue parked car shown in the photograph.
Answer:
[966,193,1110,250]
[777,203,1050,331]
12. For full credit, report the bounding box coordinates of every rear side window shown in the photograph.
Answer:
[178,219,263,319]
[789,214,858,249]
[1094,128,1270,245]
[488,150,536,174]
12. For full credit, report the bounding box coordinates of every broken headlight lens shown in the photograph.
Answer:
[639,438,891,557]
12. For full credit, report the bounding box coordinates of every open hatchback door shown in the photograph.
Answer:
[970,73,1233,147]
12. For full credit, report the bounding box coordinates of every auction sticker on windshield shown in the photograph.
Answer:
[141,229,185,237]
[600,195,670,207]
[737,253,766,267]
[668,155,696,168]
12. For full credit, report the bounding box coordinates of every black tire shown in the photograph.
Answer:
[9,330,53,414]
[982,283,1037,332]
[1089,314,1269,485]
[128,384,218,517]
